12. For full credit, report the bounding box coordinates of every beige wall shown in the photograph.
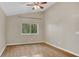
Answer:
[6,12,45,45]
[44,2,79,55]
[1,2,79,56]
[0,7,6,55]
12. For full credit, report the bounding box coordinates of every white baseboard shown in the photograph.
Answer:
[44,42,79,56]
[0,44,6,56]
[7,41,44,46]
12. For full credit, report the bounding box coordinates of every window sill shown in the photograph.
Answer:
[21,33,39,35]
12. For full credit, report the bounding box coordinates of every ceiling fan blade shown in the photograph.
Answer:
[39,6,44,9]
[26,4,34,6]
[40,2,47,4]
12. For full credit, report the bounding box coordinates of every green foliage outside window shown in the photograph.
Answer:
[22,24,38,34]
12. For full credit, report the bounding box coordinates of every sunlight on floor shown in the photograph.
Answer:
[32,54,43,57]
[21,54,43,57]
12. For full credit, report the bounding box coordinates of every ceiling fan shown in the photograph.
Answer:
[25,2,47,10]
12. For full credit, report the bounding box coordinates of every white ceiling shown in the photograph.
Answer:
[0,2,55,16]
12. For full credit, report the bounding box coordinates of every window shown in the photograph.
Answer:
[21,24,39,35]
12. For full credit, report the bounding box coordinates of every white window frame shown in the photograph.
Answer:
[21,24,39,35]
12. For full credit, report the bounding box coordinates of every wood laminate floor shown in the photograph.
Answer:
[1,43,77,57]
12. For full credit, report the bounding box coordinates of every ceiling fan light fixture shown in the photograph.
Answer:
[25,2,47,10]
[33,5,40,10]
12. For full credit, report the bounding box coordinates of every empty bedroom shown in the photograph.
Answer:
[0,2,79,57]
